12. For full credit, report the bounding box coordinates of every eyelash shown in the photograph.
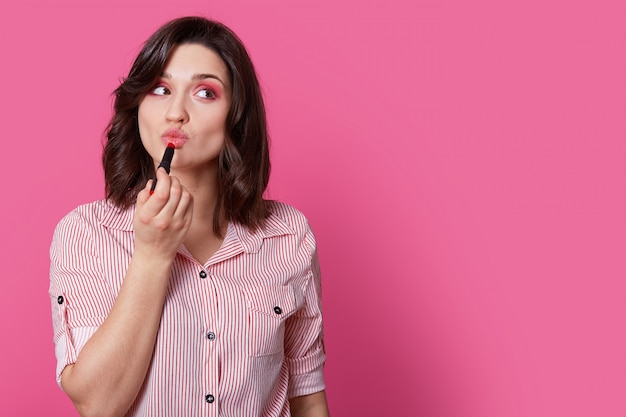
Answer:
[151,85,170,96]
[149,84,219,100]
[195,87,218,99]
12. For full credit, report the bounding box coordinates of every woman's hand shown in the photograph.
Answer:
[133,167,194,260]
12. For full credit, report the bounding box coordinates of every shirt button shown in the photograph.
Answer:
[206,332,216,340]
[205,394,215,403]
[199,270,207,279]
[57,296,64,304]
[273,306,282,315]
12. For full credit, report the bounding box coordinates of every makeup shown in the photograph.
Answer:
[196,82,222,100]
[149,143,175,195]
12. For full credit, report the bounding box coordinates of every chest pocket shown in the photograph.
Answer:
[243,285,299,357]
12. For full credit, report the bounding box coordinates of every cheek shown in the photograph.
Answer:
[204,105,230,133]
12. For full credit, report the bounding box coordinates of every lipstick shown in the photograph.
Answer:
[149,143,175,195]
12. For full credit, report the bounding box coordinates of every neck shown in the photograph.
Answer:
[170,165,227,263]
[170,164,222,230]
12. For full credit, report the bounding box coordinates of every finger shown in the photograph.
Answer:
[145,168,172,214]
[136,180,153,205]
[173,187,193,225]
[156,175,184,220]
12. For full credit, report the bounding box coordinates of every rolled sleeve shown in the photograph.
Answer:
[285,239,327,398]
[50,289,77,384]
[49,210,112,385]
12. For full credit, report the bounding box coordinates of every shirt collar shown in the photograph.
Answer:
[99,200,295,253]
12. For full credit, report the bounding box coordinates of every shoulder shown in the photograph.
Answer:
[266,201,315,243]
[50,201,110,267]
[266,201,313,235]
[54,200,104,234]
[55,200,109,229]
[53,200,131,239]
[265,201,317,252]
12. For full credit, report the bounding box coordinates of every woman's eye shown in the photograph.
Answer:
[151,86,169,95]
[196,88,216,99]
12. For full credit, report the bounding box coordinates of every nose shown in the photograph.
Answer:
[165,93,189,124]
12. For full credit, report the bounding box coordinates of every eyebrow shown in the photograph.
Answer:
[161,72,226,86]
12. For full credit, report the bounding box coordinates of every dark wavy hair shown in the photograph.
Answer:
[103,16,271,235]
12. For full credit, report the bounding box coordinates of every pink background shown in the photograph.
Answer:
[1,0,625,416]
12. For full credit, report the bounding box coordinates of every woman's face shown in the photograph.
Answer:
[138,43,231,176]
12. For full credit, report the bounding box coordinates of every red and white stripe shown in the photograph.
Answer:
[50,200,326,416]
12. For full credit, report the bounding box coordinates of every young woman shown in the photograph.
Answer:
[50,16,329,417]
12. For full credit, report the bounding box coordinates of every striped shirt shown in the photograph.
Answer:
[49,200,326,416]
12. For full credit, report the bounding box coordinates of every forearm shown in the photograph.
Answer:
[290,391,330,417]
[61,251,172,417]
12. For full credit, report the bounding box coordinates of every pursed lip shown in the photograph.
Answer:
[161,128,188,147]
